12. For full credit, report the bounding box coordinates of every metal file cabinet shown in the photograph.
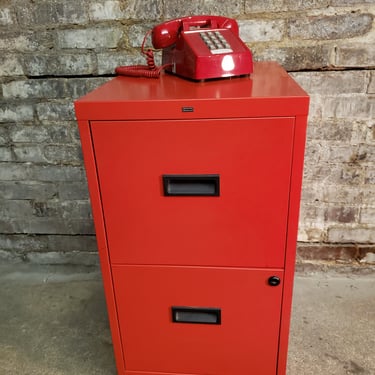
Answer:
[74,61,309,375]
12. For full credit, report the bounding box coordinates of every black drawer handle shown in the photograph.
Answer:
[172,306,221,325]
[163,174,220,196]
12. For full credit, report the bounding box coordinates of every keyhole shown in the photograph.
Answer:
[268,276,281,286]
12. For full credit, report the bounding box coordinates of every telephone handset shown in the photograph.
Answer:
[115,16,253,81]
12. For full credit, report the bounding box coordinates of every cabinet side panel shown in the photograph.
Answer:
[277,115,308,375]
[78,120,126,374]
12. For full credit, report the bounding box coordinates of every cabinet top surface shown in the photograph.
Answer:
[75,62,309,120]
[77,62,307,103]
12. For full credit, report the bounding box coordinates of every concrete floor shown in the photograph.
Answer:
[0,264,374,375]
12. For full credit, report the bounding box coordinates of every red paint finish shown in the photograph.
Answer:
[75,62,309,121]
[91,117,294,268]
[74,62,309,375]
[151,16,253,80]
[76,120,126,374]
[161,28,253,80]
[112,266,283,375]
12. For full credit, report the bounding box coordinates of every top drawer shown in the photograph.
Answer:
[91,117,294,268]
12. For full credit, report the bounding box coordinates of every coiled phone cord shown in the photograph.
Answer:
[115,30,171,78]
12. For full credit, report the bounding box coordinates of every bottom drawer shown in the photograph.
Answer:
[112,265,284,375]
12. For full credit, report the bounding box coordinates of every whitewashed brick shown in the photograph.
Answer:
[97,51,147,74]
[307,119,353,142]
[322,95,372,120]
[64,77,111,99]
[0,163,85,182]
[331,0,374,5]
[0,234,97,253]
[365,166,375,184]
[0,55,23,76]
[254,45,331,71]
[360,207,375,224]
[0,105,34,122]
[300,181,325,203]
[328,227,375,243]
[289,13,373,40]
[360,252,375,264]
[25,251,99,265]
[0,34,31,51]
[3,79,66,99]
[0,32,53,52]
[245,0,283,13]
[306,94,323,119]
[89,1,124,20]
[43,145,82,164]
[9,126,48,143]
[55,2,89,24]
[0,147,13,162]
[57,181,89,201]
[9,125,70,144]
[327,145,362,164]
[368,72,375,94]
[239,20,285,42]
[23,53,96,76]
[291,71,368,95]
[336,44,375,68]
[0,0,374,264]
[351,120,375,144]
[285,0,329,10]
[165,1,241,18]
[0,182,57,200]
[36,102,75,122]
[299,204,326,226]
[306,184,364,206]
[0,217,95,235]
[0,7,13,25]
[297,227,325,242]
[130,0,163,19]
[128,24,155,48]
[0,128,8,145]
[57,27,123,49]
[16,1,88,25]
[12,145,47,163]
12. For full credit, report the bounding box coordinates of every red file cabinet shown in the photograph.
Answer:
[74,62,309,375]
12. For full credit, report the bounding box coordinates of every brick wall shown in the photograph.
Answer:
[0,0,374,268]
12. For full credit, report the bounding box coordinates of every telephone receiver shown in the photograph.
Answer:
[152,16,239,49]
[115,15,253,81]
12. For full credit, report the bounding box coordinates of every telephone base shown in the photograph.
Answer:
[164,69,252,83]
